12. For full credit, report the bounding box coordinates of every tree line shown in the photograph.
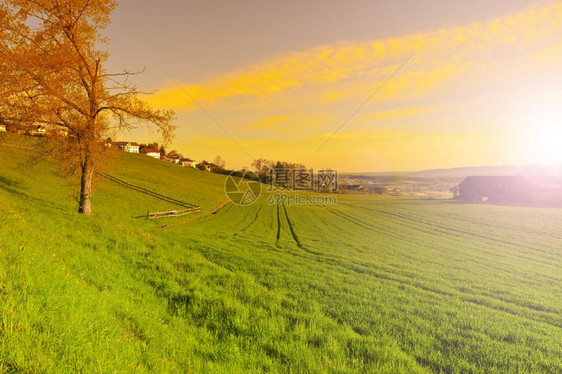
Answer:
[251,158,307,182]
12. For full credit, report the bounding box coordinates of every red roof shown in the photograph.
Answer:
[141,148,159,153]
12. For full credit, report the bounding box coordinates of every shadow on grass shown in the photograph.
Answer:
[0,175,72,213]
[0,360,25,373]
[0,175,21,195]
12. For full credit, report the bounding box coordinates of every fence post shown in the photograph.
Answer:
[147,211,150,219]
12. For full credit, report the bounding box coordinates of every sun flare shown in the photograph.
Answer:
[523,105,562,164]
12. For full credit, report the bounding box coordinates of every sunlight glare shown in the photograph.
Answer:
[525,105,562,164]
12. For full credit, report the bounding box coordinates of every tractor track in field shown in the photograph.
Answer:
[342,202,562,242]
[323,207,562,280]
[331,258,562,329]
[326,207,410,244]
[307,244,562,329]
[281,203,303,248]
[330,205,559,267]
[286,233,562,329]
[373,208,553,256]
[302,217,350,257]
[233,204,263,237]
[273,202,303,248]
[275,203,281,243]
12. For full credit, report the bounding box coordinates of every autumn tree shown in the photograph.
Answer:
[213,155,226,170]
[252,158,275,177]
[0,0,175,214]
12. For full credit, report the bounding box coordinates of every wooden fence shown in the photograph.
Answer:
[147,206,200,220]
[159,200,231,228]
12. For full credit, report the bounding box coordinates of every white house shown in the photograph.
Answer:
[111,141,139,153]
[123,142,139,153]
[141,147,160,159]
[0,124,6,132]
[180,158,197,168]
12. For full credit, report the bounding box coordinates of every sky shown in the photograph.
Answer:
[104,0,562,172]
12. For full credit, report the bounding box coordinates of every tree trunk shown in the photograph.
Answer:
[78,157,94,214]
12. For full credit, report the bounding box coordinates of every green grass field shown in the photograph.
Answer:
[1,136,561,373]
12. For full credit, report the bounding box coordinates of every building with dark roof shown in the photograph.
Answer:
[110,141,139,153]
[456,176,562,204]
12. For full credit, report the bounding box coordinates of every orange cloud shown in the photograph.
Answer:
[148,2,562,171]
[147,2,562,112]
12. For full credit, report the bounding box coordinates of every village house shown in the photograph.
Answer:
[123,142,139,153]
[0,124,6,132]
[110,141,139,153]
[197,160,212,171]
[164,153,182,164]
[109,141,126,149]
[140,147,160,159]
[179,158,197,168]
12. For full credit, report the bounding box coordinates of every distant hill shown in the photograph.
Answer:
[405,166,528,179]
[345,165,562,179]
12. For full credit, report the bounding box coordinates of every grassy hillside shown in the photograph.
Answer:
[1,136,561,373]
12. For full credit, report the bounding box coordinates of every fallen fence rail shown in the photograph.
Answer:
[159,200,231,229]
[147,206,201,220]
